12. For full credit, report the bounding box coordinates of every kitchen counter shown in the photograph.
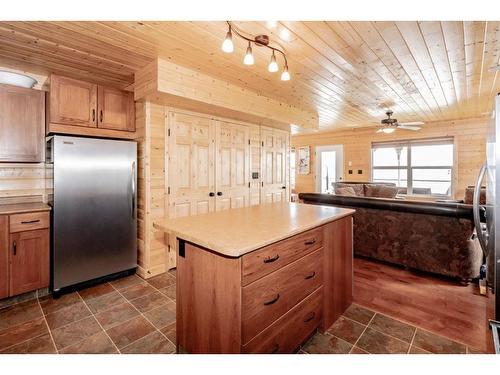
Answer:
[153,202,354,257]
[0,202,51,215]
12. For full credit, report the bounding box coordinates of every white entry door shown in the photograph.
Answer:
[315,145,344,193]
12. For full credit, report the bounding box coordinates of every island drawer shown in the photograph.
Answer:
[241,226,323,286]
[241,248,323,344]
[9,211,50,233]
[242,286,323,353]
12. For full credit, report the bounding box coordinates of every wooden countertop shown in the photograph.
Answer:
[153,202,355,257]
[0,202,51,215]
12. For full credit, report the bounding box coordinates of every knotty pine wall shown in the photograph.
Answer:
[0,66,50,205]
[291,117,489,200]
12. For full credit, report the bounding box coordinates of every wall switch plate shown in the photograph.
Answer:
[348,170,353,174]
[252,172,259,179]
[357,169,363,174]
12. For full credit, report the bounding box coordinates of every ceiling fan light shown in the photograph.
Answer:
[243,42,254,65]
[221,29,234,53]
[381,127,396,134]
[268,52,279,72]
[281,66,290,81]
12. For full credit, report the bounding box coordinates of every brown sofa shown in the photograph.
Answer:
[299,192,483,281]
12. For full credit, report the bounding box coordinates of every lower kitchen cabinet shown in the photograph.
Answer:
[0,208,50,300]
[9,229,49,296]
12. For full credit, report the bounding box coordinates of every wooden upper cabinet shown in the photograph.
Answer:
[98,86,134,131]
[0,84,45,162]
[50,75,97,128]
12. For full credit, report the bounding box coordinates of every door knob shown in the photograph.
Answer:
[209,192,215,197]
[217,192,223,196]
[281,186,286,189]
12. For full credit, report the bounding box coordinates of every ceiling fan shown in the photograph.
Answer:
[376,110,424,133]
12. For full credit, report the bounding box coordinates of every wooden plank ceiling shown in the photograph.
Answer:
[0,21,499,133]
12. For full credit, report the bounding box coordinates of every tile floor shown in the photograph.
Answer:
[0,270,487,354]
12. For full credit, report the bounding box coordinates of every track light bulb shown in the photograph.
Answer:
[244,42,254,65]
[222,29,234,53]
[281,66,290,81]
[268,52,279,72]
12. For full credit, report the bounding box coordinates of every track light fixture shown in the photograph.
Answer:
[221,21,290,81]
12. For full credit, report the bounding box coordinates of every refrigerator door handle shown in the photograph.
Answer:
[473,162,488,257]
[131,161,136,219]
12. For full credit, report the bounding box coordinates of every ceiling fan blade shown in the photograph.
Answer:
[398,125,422,131]
[399,121,424,126]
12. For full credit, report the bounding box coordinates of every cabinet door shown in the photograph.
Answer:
[10,229,49,296]
[260,127,289,203]
[0,84,45,162]
[0,216,8,299]
[215,121,250,211]
[97,86,135,131]
[50,75,97,127]
[168,112,215,218]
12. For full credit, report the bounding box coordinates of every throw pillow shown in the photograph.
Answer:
[364,184,398,198]
[335,186,357,197]
[334,183,364,196]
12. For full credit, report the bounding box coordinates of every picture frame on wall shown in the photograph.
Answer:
[298,146,310,175]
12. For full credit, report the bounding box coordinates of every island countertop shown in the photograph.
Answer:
[153,202,355,258]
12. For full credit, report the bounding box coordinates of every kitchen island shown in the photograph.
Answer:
[153,202,355,354]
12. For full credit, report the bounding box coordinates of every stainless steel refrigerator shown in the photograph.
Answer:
[47,135,137,293]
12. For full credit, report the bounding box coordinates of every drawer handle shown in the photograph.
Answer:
[271,343,280,353]
[303,312,316,323]
[263,294,280,306]
[304,239,316,245]
[263,254,280,263]
[304,271,316,280]
[13,240,17,256]
[20,219,40,224]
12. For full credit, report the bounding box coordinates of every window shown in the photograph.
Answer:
[290,147,296,189]
[372,138,454,197]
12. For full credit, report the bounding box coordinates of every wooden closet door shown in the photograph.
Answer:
[260,127,289,203]
[0,216,8,299]
[168,112,215,218]
[215,121,250,211]
[9,229,49,296]
[50,75,97,127]
[97,86,135,131]
[0,84,45,162]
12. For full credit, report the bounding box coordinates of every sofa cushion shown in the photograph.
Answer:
[335,182,364,196]
[335,186,357,197]
[364,184,398,198]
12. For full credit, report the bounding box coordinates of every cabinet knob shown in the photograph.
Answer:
[217,192,222,196]
[209,192,215,197]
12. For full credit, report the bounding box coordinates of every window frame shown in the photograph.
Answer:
[371,137,454,198]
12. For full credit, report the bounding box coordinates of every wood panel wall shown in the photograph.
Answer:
[291,117,489,200]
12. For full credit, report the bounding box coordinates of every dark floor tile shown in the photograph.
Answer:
[110,275,145,291]
[106,315,155,349]
[78,283,115,301]
[39,292,81,315]
[350,346,369,354]
[0,333,56,354]
[412,329,466,354]
[51,316,102,350]
[160,322,176,344]
[130,291,169,313]
[45,302,91,330]
[356,328,409,354]
[0,291,37,310]
[327,316,365,344]
[147,273,176,290]
[143,300,176,329]
[343,304,375,325]
[0,299,43,331]
[160,285,176,301]
[84,291,126,314]
[302,333,352,354]
[121,283,155,301]
[121,331,175,354]
[59,331,117,354]
[94,302,140,330]
[409,345,431,354]
[369,314,416,343]
[0,317,48,351]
